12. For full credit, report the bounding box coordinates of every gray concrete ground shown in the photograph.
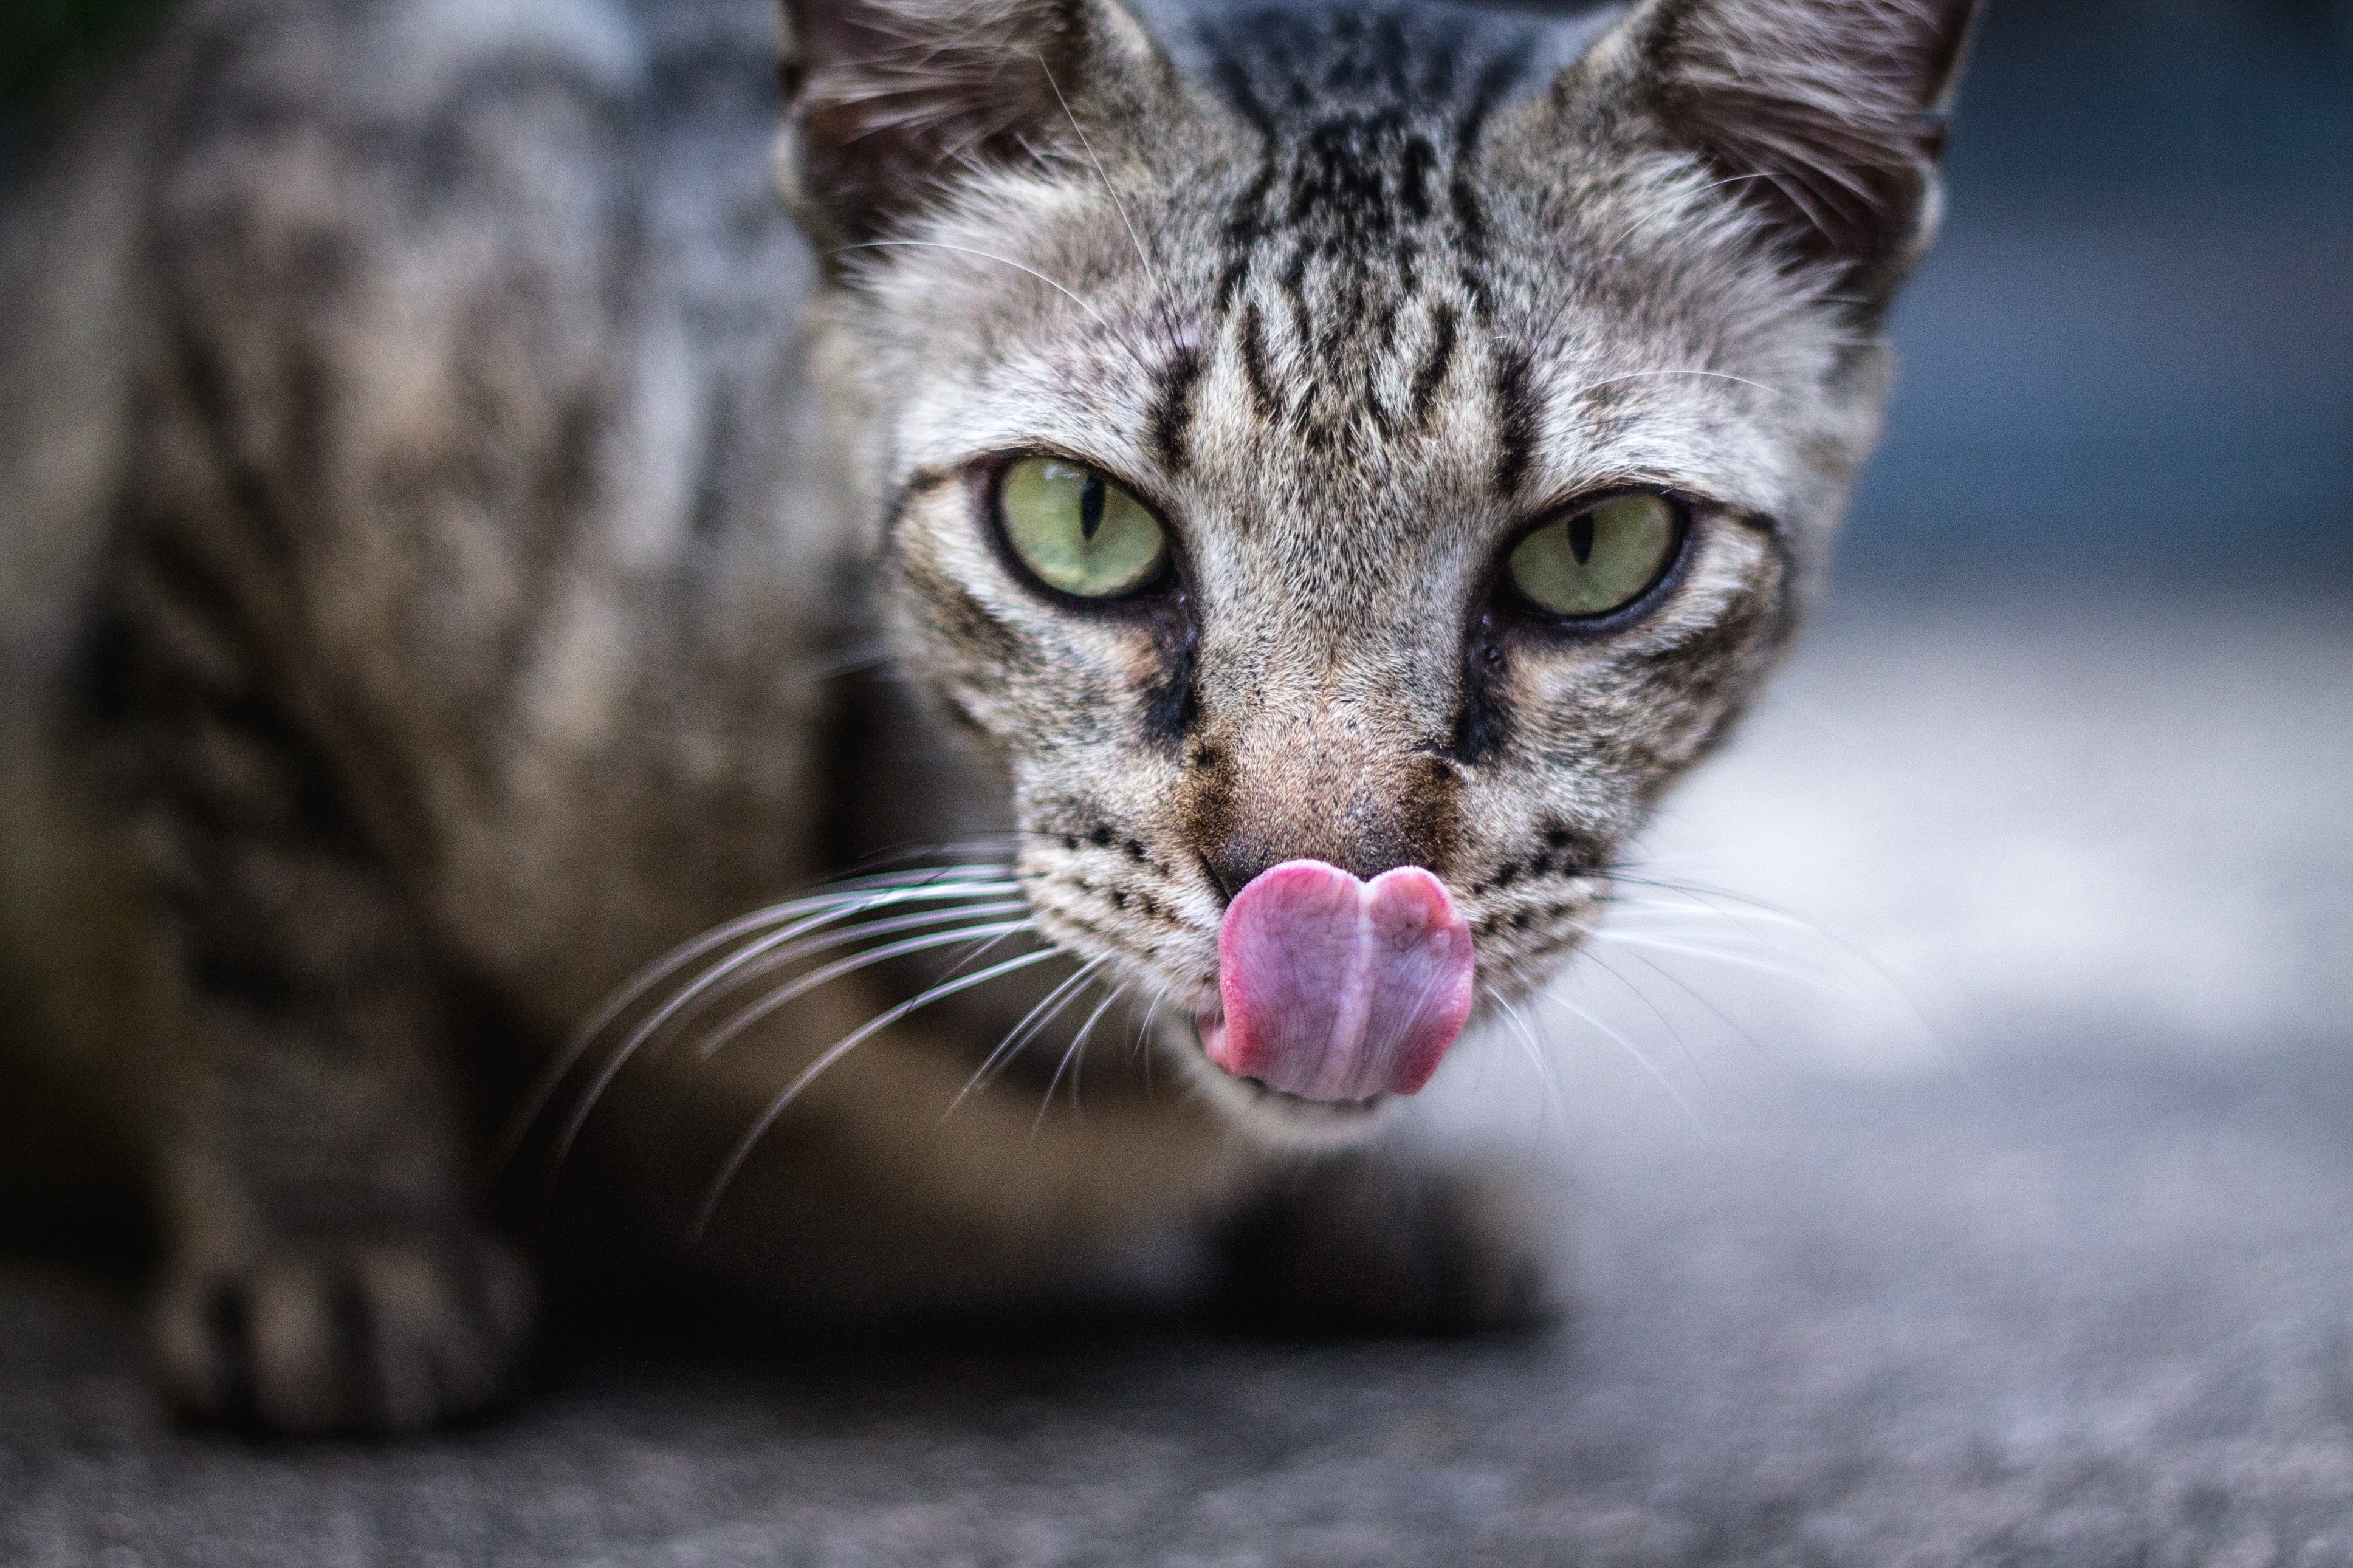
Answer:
[4,584,2349,1566]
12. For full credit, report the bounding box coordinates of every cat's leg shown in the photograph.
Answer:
[98,571,533,1435]
[145,953,536,1436]
[1212,1152,1563,1335]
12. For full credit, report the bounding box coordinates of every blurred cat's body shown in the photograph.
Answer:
[0,0,1974,1431]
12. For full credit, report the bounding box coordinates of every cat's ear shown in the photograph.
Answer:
[773,0,1173,253]
[1579,0,1980,302]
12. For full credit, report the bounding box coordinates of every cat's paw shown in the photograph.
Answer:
[1214,1156,1562,1336]
[152,1231,537,1435]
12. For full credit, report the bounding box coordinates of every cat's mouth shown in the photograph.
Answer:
[1191,860,1477,1106]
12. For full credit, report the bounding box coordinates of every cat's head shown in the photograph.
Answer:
[778,0,1975,1138]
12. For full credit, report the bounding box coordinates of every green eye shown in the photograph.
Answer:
[1503,493,1682,618]
[996,457,1168,600]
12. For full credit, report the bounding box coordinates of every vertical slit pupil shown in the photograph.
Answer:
[1079,474,1106,543]
[1568,512,1594,566]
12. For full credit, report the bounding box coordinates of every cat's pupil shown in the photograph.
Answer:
[1569,512,1594,566]
[1079,475,1106,543]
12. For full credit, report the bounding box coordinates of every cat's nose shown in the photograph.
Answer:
[1184,722,1463,903]
[1203,834,1417,904]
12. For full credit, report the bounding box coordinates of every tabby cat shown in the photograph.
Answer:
[0,0,1976,1432]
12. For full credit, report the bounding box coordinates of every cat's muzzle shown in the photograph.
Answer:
[1195,861,1477,1104]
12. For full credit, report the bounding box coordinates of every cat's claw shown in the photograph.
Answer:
[152,1232,536,1436]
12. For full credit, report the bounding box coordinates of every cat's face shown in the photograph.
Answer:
[786,0,1973,1136]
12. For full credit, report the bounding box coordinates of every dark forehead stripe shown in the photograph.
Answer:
[1183,4,1551,459]
[1197,3,1503,132]
[1408,299,1457,422]
[1444,49,1523,268]
[1489,339,1538,498]
[1237,301,1281,422]
[1195,3,1538,341]
[1147,342,1207,473]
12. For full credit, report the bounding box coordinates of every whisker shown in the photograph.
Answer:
[804,640,897,683]
[833,240,1160,384]
[546,895,1025,1164]
[658,897,1032,1025]
[1132,982,1170,1095]
[1590,940,1775,1064]
[1036,56,1164,310]
[1557,366,1785,404]
[1587,911,1822,939]
[1604,892,1830,937]
[1607,871,1939,1017]
[947,955,1107,1117]
[918,918,1037,993]
[1573,947,1711,1088]
[1486,990,1566,1132]
[568,868,1012,1039]
[688,919,1040,1064]
[609,881,1020,1072]
[1038,981,1126,1129]
[498,869,1014,1168]
[1534,989,1702,1127]
[833,838,1022,880]
[1608,872,1857,939]
[1586,930,1888,1007]
[1034,53,1190,366]
[689,945,1068,1240]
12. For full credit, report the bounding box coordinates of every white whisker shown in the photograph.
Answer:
[1587,930,1883,1005]
[834,240,1159,383]
[658,897,1032,1023]
[612,881,1019,1069]
[1607,874,1850,937]
[1535,989,1701,1127]
[689,919,1040,1063]
[548,894,1025,1163]
[499,868,1015,1167]
[804,641,896,683]
[1591,941,1773,1063]
[1491,992,1565,1129]
[947,955,1107,1117]
[1132,982,1170,1094]
[1606,873,1936,1012]
[922,917,1036,988]
[1559,367,1784,404]
[1037,56,1161,303]
[689,945,1067,1240]
[1035,54,1186,361]
[1038,981,1125,1129]
[834,838,1022,879]
[1575,948,1710,1087]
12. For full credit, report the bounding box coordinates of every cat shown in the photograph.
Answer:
[0,0,1977,1433]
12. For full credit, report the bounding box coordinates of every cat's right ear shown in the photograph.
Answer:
[772,0,1175,255]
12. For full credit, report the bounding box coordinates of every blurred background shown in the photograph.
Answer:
[2,1,2349,1562]
[1854,0,2353,583]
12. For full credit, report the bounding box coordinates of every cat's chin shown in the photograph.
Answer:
[1174,1016,1400,1151]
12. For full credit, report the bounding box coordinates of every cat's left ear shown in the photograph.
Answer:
[772,0,1176,255]
[1555,0,1982,309]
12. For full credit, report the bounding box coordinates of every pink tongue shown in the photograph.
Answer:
[1200,860,1477,1102]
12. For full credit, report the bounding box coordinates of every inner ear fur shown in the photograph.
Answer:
[1596,0,1982,302]
[774,0,1174,253]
